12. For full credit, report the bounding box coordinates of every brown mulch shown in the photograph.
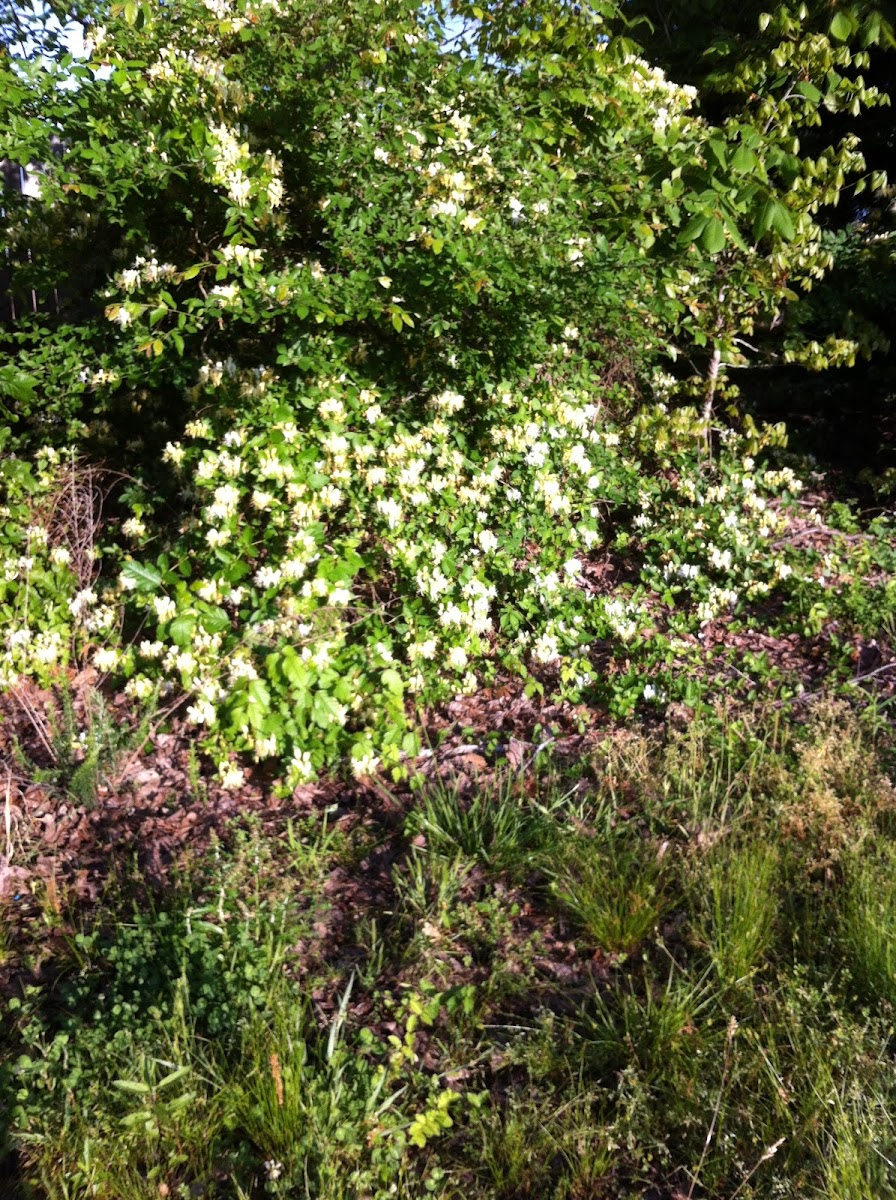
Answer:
[3,579,895,1004]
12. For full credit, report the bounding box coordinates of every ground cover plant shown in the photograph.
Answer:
[3,0,896,1195]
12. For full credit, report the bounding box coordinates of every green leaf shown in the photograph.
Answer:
[795,81,823,105]
[731,144,759,174]
[201,607,231,634]
[769,201,795,240]
[156,1065,190,1089]
[113,1079,151,1095]
[247,679,271,709]
[701,217,726,254]
[311,691,344,729]
[830,11,852,41]
[0,365,37,405]
[381,668,404,696]
[121,560,162,593]
[724,218,749,253]
[169,616,196,647]
[679,215,708,246]
[391,312,404,333]
[752,197,776,241]
[706,139,727,169]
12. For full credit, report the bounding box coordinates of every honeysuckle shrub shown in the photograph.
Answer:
[4,362,871,786]
[1,0,895,784]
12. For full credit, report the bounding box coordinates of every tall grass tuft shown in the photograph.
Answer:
[552,836,663,956]
[697,839,780,989]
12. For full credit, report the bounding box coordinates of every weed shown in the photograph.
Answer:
[10,683,159,808]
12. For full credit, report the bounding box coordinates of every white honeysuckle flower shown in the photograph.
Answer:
[188,697,216,725]
[532,632,560,663]
[254,565,282,589]
[126,676,155,700]
[152,596,177,621]
[289,749,315,783]
[448,646,468,670]
[255,735,278,759]
[267,177,284,208]
[218,762,245,789]
[433,390,465,413]
[352,752,380,778]
[122,517,146,539]
[94,648,120,672]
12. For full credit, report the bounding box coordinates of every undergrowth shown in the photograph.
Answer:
[3,698,896,1198]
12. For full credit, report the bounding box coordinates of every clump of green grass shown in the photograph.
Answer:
[551,836,664,956]
[405,773,559,874]
[840,845,896,1008]
[695,839,780,989]
[228,978,418,1199]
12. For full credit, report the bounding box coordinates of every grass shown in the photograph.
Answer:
[4,701,896,1197]
[697,839,780,988]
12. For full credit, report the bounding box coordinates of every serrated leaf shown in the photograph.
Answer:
[862,11,882,46]
[679,215,708,246]
[201,607,231,634]
[731,144,759,174]
[247,679,271,708]
[0,366,37,405]
[121,560,162,593]
[312,691,344,729]
[752,197,776,240]
[769,201,795,240]
[169,616,196,647]
[723,218,749,253]
[706,139,727,169]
